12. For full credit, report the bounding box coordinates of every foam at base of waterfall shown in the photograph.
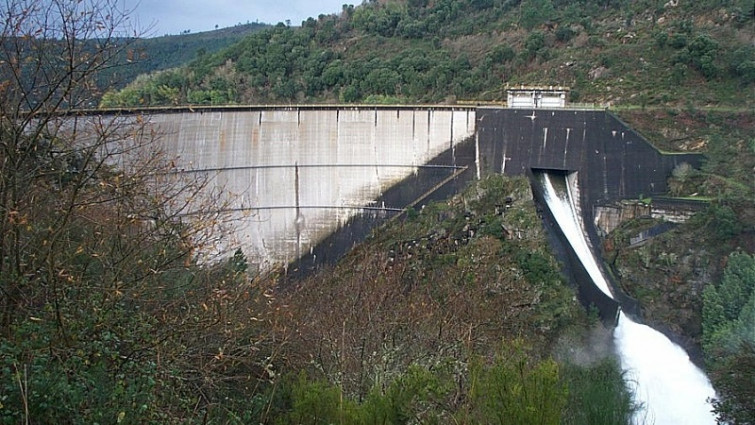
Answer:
[615,312,716,425]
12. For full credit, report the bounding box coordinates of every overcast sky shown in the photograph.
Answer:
[129,0,352,36]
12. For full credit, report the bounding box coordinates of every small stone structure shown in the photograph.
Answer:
[594,198,706,236]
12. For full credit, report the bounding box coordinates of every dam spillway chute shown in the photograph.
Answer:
[536,170,614,298]
[535,170,717,425]
[532,169,620,324]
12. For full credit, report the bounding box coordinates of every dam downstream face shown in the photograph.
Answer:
[145,107,476,271]
[539,172,716,425]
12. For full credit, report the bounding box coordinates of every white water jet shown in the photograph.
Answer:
[539,173,613,297]
[540,172,717,425]
[615,313,717,425]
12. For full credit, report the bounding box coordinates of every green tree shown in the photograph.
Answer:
[703,284,727,347]
[555,25,576,42]
[688,34,720,79]
[728,45,755,84]
[703,252,755,425]
[719,252,755,320]
[525,31,547,59]
[341,85,362,102]
[361,365,450,425]
[673,33,721,80]
[520,0,555,30]
[281,373,356,425]
[703,252,755,353]
[561,358,638,425]
[711,343,755,425]
[364,68,402,95]
[700,204,744,241]
[489,45,517,63]
[0,1,281,423]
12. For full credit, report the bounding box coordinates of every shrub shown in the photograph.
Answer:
[670,33,688,49]
[561,358,639,425]
[653,31,669,47]
[556,26,576,43]
[468,342,567,425]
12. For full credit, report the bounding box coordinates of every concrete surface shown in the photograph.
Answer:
[145,107,476,271]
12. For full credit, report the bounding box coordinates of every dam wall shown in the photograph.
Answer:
[476,108,703,205]
[66,105,699,298]
[144,106,476,271]
[476,107,703,263]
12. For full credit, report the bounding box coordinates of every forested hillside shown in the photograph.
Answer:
[101,0,754,108]
[2,0,753,423]
[93,23,269,96]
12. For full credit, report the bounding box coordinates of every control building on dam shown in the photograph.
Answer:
[86,105,703,289]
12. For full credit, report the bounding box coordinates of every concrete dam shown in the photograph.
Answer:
[93,105,712,424]
[143,106,477,272]
[87,106,701,310]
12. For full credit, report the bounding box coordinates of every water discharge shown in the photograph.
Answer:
[539,172,717,425]
[614,314,718,424]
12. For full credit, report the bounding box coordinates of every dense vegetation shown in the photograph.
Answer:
[101,0,754,108]
[2,0,753,423]
[249,175,640,424]
[703,252,755,424]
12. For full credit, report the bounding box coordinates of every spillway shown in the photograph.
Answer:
[538,172,716,425]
